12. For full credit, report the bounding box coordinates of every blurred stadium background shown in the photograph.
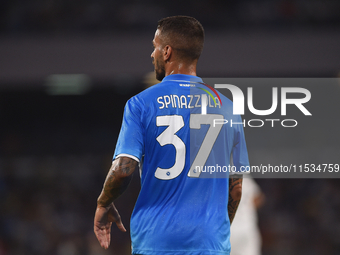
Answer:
[0,0,340,254]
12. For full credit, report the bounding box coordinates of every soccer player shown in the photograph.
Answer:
[94,16,250,255]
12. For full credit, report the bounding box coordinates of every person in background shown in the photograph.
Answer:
[230,176,265,255]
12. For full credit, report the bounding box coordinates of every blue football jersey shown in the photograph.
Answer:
[113,74,249,255]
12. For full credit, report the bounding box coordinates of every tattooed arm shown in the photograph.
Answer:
[97,157,138,206]
[228,175,243,224]
[94,157,138,249]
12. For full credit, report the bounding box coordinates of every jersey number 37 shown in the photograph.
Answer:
[155,114,223,180]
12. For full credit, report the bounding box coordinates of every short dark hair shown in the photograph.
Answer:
[157,16,204,61]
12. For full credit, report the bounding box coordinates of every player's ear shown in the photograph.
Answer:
[162,45,172,62]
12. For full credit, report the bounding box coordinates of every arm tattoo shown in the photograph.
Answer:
[97,157,138,207]
[228,175,243,224]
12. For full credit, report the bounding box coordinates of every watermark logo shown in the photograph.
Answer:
[214,85,311,116]
[200,83,311,128]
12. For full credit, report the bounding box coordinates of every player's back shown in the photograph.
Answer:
[114,74,249,255]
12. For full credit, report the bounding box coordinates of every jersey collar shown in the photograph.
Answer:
[162,74,203,84]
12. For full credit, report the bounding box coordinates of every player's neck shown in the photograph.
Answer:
[165,61,197,77]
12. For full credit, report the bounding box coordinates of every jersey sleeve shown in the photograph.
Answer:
[231,115,250,174]
[113,96,144,161]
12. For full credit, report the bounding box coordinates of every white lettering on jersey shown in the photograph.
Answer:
[188,95,194,109]
[164,95,171,108]
[180,95,187,109]
[173,95,180,108]
[157,94,221,109]
[157,97,165,109]
[194,95,201,108]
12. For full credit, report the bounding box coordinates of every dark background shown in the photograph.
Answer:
[0,0,340,254]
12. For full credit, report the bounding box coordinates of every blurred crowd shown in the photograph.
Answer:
[258,178,340,255]
[1,153,340,255]
[0,154,141,255]
[0,88,139,254]
[0,0,339,34]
